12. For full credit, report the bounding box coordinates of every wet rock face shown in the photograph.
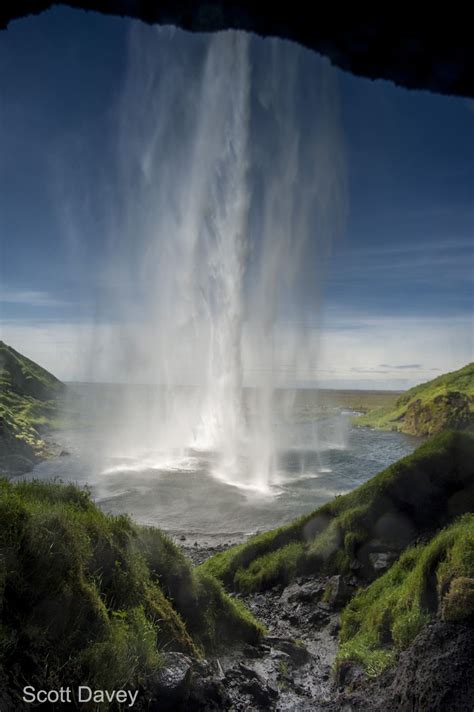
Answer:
[387,622,474,712]
[2,4,474,99]
[332,622,474,712]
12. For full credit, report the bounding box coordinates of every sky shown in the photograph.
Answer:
[0,7,472,389]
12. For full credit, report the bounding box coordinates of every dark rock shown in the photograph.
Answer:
[179,534,186,541]
[336,622,474,712]
[386,622,474,711]
[368,551,398,572]
[327,617,341,638]
[269,649,292,662]
[280,579,324,604]
[237,662,265,683]
[264,636,310,665]
[241,644,263,659]
[325,575,354,608]
[4,4,474,103]
[154,652,193,709]
[317,601,331,611]
[336,660,365,689]
[309,608,329,624]
[242,677,277,705]
[59,449,70,457]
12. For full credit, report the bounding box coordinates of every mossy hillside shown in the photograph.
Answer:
[200,431,474,592]
[0,341,63,401]
[0,479,262,710]
[337,514,474,677]
[0,341,65,474]
[356,362,474,436]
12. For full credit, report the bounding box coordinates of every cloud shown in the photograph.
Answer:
[0,289,66,308]
[378,363,422,370]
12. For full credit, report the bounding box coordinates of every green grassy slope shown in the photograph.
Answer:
[337,514,474,676]
[355,363,474,436]
[200,431,474,592]
[0,341,64,474]
[0,479,262,710]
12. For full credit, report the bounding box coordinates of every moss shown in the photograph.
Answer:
[200,431,474,591]
[441,577,474,623]
[0,478,261,708]
[355,362,474,435]
[337,514,474,676]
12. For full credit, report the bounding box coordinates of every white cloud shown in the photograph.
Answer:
[1,311,471,390]
[0,289,66,308]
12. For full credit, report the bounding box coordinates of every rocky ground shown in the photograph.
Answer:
[161,536,355,711]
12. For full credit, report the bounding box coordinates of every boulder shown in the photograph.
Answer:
[154,652,193,709]
[264,636,310,665]
[280,579,324,605]
[324,575,354,608]
[368,552,398,572]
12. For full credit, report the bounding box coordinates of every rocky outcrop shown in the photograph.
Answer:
[332,623,474,712]
[387,623,474,712]
[357,362,474,436]
[403,391,472,436]
[2,4,474,99]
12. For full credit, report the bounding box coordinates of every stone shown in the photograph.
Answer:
[155,652,193,708]
[369,552,397,572]
[264,636,310,665]
[281,579,324,605]
[325,575,353,607]
[327,617,341,638]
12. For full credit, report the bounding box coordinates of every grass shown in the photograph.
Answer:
[355,362,474,435]
[316,389,400,414]
[200,431,474,592]
[337,513,474,676]
[0,478,262,710]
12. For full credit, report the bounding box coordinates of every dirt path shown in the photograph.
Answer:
[179,538,343,711]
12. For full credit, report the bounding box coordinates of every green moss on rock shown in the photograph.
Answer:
[441,577,474,623]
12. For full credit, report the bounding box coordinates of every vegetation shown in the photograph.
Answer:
[0,341,64,475]
[0,478,262,709]
[337,514,474,676]
[201,431,474,592]
[317,389,400,414]
[355,362,474,436]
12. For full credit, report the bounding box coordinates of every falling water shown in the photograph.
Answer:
[67,25,346,494]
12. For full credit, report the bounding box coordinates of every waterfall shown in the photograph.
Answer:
[74,25,346,494]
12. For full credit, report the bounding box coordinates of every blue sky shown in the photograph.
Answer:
[0,8,472,388]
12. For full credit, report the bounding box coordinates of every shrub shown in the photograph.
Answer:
[0,478,261,709]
